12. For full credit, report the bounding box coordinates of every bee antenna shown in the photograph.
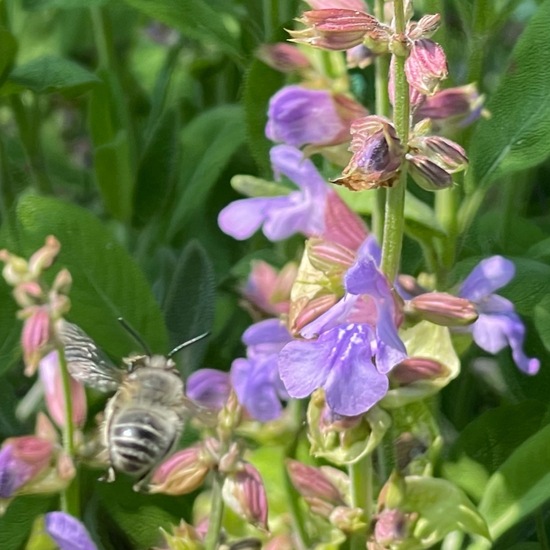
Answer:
[168,332,210,358]
[117,317,152,356]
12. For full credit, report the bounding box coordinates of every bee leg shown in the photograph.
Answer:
[99,467,116,483]
[132,472,152,493]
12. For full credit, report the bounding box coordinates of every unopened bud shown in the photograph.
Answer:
[161,521,202,550]
[306,0,366,9]
[332,116,404,191]
[56,452,76,482]
[289,9,380,51]
[44,512,97,550]
[291,294,339,335]
[405,39,448,96]
[392,357,447,385]
[406,292,477,326]
[0,252,29,286]
[218,442,241,474]
[323,192,369,251]
[256,43,311,73]
[21,307,52,376]
[408,14,441,40]
[406,154,453,191]
[308,238,356,274]
[222,463,268,531]
[28,236,61,278]
[396,275,428,299]
[329,506,365,532]
[409,135,468,173]
[374,509,408,544]
[52,268,72,295]
[149,446,210,495]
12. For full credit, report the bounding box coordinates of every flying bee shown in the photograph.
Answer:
[58,319,214,490]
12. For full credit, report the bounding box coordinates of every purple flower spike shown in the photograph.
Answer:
[459,256,540,375]
[218,145,330,241]
[266,86,347,147]
[45,512,97,550]
[231,319,292,421]
[186,369,231,410]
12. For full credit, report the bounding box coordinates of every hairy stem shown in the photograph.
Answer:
[204,473,225,550]
[349,454,373,548]
[381,0,410,281]
[57,345,80,517]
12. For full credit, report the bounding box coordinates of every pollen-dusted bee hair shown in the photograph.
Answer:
[58,320,213,490]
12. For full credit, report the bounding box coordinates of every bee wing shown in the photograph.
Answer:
[181,395,219,427]
[58,321,123,392]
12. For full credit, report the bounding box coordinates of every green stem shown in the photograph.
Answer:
[349,455,373,549]
[381,0,410,281]
[536,508,550,550]
[56,345,80,517]
[435,186,458,284]
[204,473,225,550]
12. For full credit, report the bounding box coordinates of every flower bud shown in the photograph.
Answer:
[406,292,478,326]
[405,39,448,96]
[161,521,203,550]
[39,351,88,428]
[329,506,365,532]
[289,9,380,51]
[291,294,339,335]
[256,43,311,73]
[409,135,468,173]
[12,281,43,308]
[408,14,441,40]
[332,116,404,191]
[396,274,428,299]
[406,153,453,191]
[52,268,72,295]
[222,463,268,530]
[0,436,54,499]
[307,238,356,275]
[45,512,97,550]
[306,0,366,9]
[286,459,345,510]
[21,306,52,376]
[28,236,61,278]
[0,251,29,286]
[391,357,447,385]
[374,509,408,545]
[346,44,375,69]
[149,446,211,495]
[264,534,295,550]
[323,192,369,251]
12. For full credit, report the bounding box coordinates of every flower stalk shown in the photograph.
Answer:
[204,473,225,550]
[349,454,373,548]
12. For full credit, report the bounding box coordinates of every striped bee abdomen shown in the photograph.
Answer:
[109,409,176,477]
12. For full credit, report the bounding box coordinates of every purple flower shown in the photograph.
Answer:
[279,236,407,416]
[231,319,291,421]
[266,86,350,147]
[218,145,330,241]
[45,512,97,550]
[186,368,231,410]
[458,256,540,375]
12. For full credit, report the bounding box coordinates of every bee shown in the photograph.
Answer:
[58,319,214,489]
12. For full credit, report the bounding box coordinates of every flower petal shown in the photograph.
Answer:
[459,256,515,302]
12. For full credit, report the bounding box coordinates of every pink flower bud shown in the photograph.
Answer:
[406,292,478,326]
[308,238,356,274]
[329,506,365,532]
[149,446,211,495]
[408,14,441,40]
[289,9,380,51]
[374,509,407,544]
[306,0,367,9]
[406,153,453,191]
[291,294,339,335]
[39,351,88,428]
[405,39,448,96]
[409,135,468,173]
[0,436,54,498]
[323,192,369,251]
[21,306,51,375]
[52,268,72,295]
[222,463,268,530]
[12,281,43,308]
[286,459,345,508]
[396,275,428,299]
[332,116,404,191]
[256,43,311,73]
[392,357,447,385]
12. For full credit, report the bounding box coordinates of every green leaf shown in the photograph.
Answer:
[403,476,490,545]
[478,422,550,539]
[168,105,246,238]
[8,56,99,96]
[133,108,180,227]
[442,402,548,502]
[122,0,242,60]
[0,27,17,86]
[162,241,216,375]
[0,495,56,550]
[23,0,106,9]
[231,174,291,198]
[534,294,550,353]
[468,0,550,190]
[1,194,168,359]
[242,58,284,173]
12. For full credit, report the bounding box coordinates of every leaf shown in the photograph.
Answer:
[162,241,216,375]
[534,294,550,353]
[0,495,56,550]
[1,194,168,360]
[8,56,99,96]
[478,423,550,539]
[23,0,106,9]
[468,0,550,190]
[442,401,548,502]
[122,0,242,60]
[168,105,246,238]
[133,107,180,227]
[0,27,17,86]
[242,58,284,173]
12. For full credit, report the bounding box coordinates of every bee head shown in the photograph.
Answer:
[124,354,176,373]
